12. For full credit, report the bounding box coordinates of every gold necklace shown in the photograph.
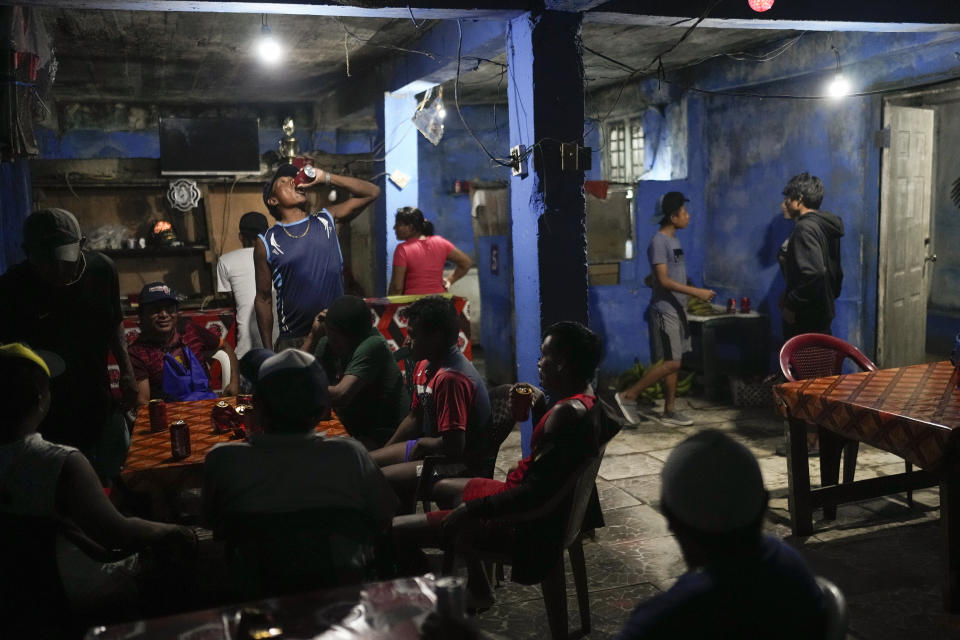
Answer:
[281,218,310,239]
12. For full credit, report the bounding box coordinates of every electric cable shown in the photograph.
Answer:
[335,17,438,61]
[454,19,515,168]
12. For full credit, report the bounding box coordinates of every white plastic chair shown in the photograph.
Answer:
[211,349,231,393]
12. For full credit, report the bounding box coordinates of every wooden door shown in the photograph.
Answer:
[878,105,935,367]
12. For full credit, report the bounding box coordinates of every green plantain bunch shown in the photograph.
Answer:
[687,296,722,316]
[615,359,695,399]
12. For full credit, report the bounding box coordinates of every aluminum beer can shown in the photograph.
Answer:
[435,576,466,622]
[237,394,253,407]
[232,405,249,439]
[740,296,751,313]
[512,383,535,422]
[294,164,316,186]
[727,298,737,313]
[170,420,191,460]
[210,400,236,434]
[148,399,168,432]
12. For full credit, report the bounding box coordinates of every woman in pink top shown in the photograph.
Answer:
[389,207,473,295]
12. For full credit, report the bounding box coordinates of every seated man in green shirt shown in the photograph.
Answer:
[302,295,409,449]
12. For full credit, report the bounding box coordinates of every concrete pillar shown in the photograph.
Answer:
[507,11,587,452]
[379,90,421,292]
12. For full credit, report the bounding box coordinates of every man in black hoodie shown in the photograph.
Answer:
[778,173,844,339]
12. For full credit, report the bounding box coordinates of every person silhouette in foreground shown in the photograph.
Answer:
[616,430,825,639]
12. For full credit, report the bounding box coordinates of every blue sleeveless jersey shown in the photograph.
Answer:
[260,210,344,339]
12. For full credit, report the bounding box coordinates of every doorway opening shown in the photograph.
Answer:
[878,81,960,367]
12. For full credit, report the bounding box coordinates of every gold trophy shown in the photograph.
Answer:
[277,117,298,164]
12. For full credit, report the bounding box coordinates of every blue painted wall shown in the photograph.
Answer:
[383,92,422,287]
[36,118,376,161]
[417,103,511,258]
[416,102,514,384]
[589,29,960,380]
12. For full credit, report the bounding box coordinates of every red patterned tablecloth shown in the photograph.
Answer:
[366,295,472,361]
[122,397,346,486]
[774,361,960,470]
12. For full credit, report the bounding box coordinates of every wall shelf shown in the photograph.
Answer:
[100,246,208,259]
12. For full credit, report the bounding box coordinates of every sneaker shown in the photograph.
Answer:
[614,391,642,425]
[660,410,694,426]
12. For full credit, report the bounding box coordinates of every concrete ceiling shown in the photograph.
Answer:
[39,7,798,109]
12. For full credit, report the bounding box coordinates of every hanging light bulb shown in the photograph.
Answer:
[747,0,774,12]
[825,45,849,99]
[256,15,283,65]
[434,87,447,120]
[826,74,850,99]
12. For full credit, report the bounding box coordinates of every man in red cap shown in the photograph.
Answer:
[129,281,238,405]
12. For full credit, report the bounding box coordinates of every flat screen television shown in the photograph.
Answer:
[159,117,261,176]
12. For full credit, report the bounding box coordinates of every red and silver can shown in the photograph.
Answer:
[237,394,253,407]
[238,404,261,437]
[740,296,751,313]
[293,164,316,186]
[210,400,236,434]
[148,399,168,432]
[727,298,737,313]
[511,383,535,422]
[232,405,249,439]
[170,420,191,460]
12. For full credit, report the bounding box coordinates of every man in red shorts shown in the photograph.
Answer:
[393,321,605,608]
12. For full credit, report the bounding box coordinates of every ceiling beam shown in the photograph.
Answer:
[544,0,609,12]
[17,0,524,19]
[588,0,960,32]
[314,18,504,127]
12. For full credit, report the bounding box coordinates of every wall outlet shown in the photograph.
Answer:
[510,145,527,178]
[389,169,410,189]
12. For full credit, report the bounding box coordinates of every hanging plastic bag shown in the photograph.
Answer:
[412,86,445,146]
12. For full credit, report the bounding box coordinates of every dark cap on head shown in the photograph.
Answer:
[326,295,372,340]
[248,349,330,427]
[658,192,689,222]
[262,164,299,207]
[239,211,269,235]
[661,430,766,533]
[139,281,178,306]
[23,208,83,260]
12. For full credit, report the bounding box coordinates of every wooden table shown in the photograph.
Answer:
[774,361,960,610]
[122,398,346,503]
[84,574,437,639]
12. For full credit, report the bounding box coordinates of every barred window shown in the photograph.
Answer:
[603,117,644,182]
[630,118,645,179]
[608,122,627,182]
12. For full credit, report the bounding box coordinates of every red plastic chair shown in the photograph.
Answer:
[779,333,912,519]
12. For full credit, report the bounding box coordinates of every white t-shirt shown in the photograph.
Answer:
[216,247,278,357]
[0,432,77,518]
[201,433,398,527]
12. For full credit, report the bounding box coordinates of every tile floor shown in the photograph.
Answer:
[474,395,960,639]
